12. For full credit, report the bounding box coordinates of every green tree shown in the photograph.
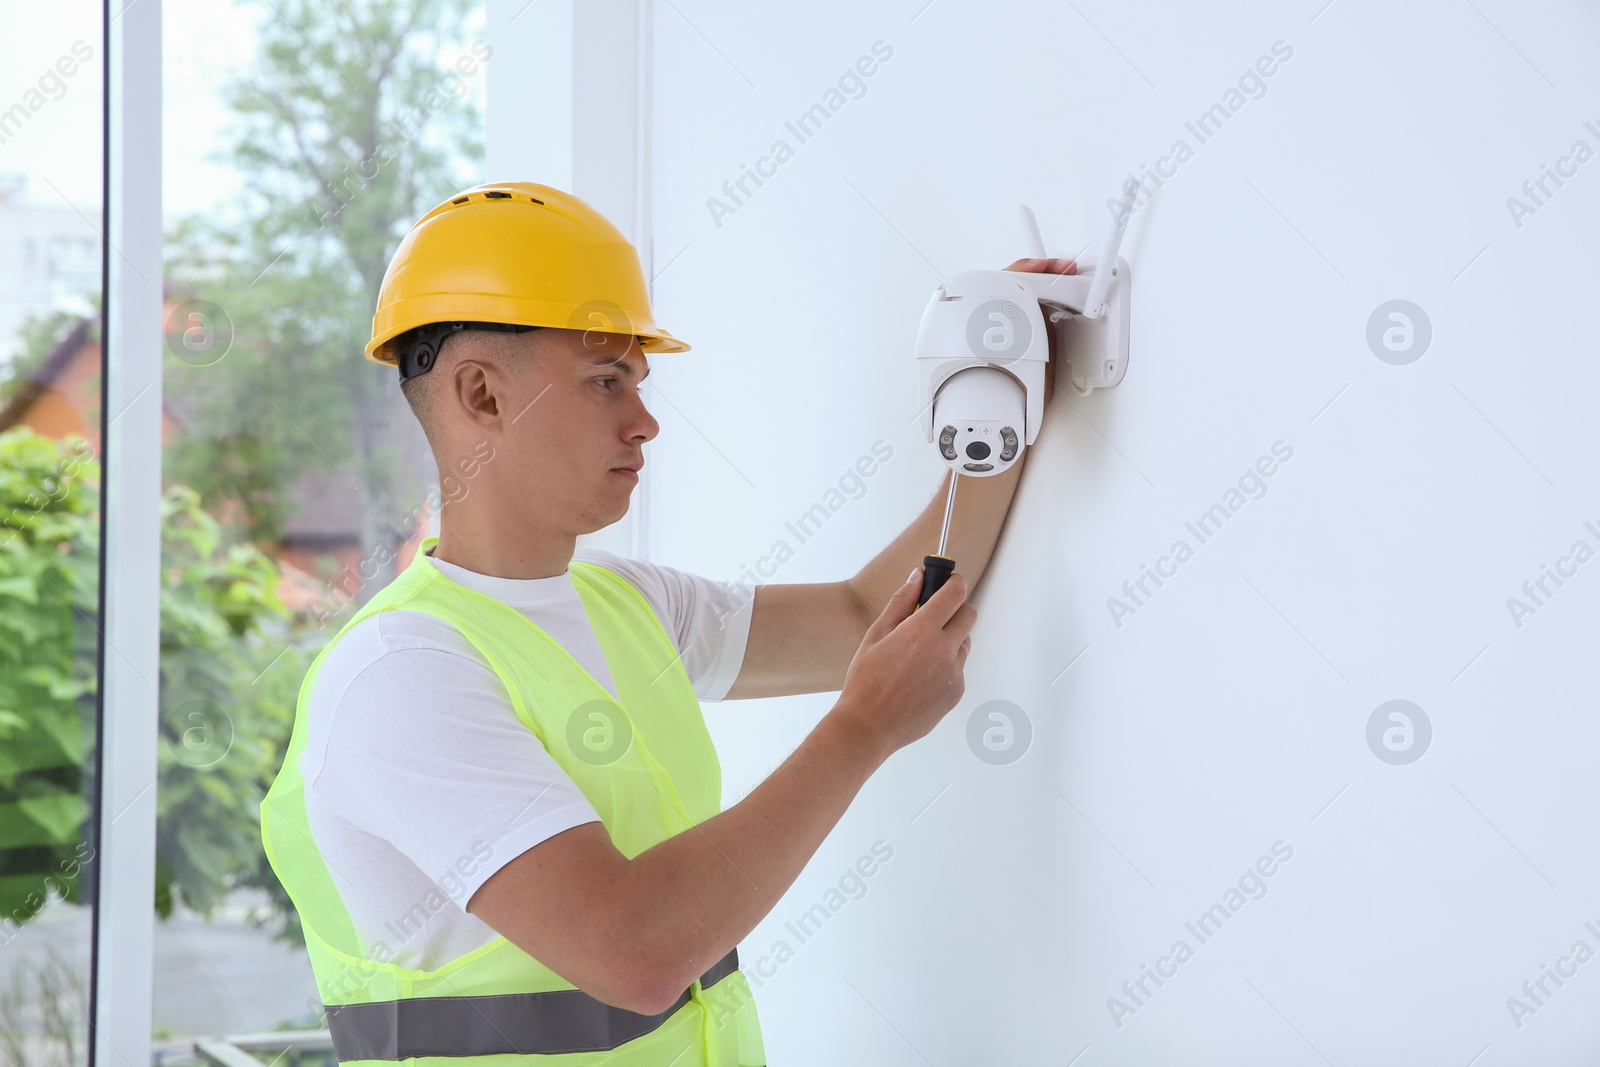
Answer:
[0,428,98,931]
[154,483,307,919]
[0,427,306,933]
[165,0,484,600]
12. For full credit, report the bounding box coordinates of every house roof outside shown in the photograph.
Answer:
[3,308,435,611]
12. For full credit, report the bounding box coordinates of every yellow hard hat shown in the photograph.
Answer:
[366,180,689,377]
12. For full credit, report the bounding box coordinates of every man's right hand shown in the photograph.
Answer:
[470,567,976,1016]
[833,566,977,758]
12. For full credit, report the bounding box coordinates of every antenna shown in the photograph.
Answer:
[1081,174,1141,319]
[1018,204,1048,259]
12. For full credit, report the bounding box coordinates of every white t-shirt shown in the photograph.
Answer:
[298,547,756,971]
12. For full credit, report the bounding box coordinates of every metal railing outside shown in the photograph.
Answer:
[158,1030,335,1067]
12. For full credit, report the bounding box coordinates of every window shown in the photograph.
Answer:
[151,0,487,1052]
[0,0,105,1059]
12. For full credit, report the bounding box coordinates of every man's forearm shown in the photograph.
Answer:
[619,702,890,1006]
[726,444,1030,700]
[848,455,1027,619]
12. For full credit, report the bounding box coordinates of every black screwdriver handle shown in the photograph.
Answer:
[916,554,955,608]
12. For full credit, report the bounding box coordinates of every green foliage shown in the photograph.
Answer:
[164,0,483,549]
[155,483,308,919]
[0,428,308,934]
[1,0,490,953]
[0,427,99,927]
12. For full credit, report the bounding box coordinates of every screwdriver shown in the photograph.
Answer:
[916,472,959,608]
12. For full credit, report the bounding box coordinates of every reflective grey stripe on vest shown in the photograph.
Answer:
[326,948,740,1061]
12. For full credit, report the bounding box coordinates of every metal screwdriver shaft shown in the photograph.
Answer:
[917,472,959,608]
[936,471,959,556]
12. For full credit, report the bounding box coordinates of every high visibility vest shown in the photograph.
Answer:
[262,538,766,1065]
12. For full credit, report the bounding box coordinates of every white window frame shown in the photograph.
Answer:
[93,0,163,1060]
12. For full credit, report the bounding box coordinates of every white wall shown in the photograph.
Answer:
[638,0,1600,1062]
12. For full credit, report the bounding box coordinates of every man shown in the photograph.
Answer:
[262,180,1073,1065]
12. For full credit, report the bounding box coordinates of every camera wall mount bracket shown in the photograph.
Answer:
[914,177,1138,474]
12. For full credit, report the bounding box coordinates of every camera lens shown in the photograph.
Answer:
[966,440,991,460]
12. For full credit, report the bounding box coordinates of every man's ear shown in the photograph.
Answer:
[451,357,503,432]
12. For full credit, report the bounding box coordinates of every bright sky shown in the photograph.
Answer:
[0,0,108,211]
[0,0,484,371]
[0,0,484,218]
[162,0,264,216]
[0,0,256,214]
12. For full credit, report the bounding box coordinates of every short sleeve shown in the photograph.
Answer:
[574,549,756,702]
[304,611,604,903]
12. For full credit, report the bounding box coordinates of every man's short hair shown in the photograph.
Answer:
[391,321,542,381]
[397,324,541,441]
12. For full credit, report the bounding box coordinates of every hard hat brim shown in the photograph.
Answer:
[367,182,692,366]
[367,295,691,364]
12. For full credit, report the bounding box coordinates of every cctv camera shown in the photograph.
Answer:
[932,367,1027,476]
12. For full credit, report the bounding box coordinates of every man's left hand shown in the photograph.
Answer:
[1000,258,1077,409]
[1001,258,1077,276]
